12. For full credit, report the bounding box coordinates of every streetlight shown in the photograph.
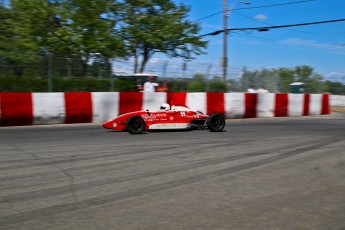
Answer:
[222,1,250,82]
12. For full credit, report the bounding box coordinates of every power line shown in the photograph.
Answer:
[192,0,315,22]
[231,31,276,42]
[201,18,345,36]
[233,0,315,11]
[233,11,345,35]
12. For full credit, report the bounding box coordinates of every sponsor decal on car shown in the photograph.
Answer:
[149,123,191,129]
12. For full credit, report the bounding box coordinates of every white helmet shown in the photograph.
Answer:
[160,103,170,111]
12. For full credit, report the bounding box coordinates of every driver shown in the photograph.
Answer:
[160,103,170,111]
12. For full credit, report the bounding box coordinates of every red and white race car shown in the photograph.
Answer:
[102,103,225,134]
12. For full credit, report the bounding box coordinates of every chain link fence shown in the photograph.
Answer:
[1,57,345,94]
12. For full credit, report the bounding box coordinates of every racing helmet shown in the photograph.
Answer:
[160,103,170,111]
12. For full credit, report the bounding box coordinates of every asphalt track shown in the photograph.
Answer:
[1,115,345,230]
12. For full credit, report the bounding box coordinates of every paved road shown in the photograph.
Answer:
[1,116,345,230]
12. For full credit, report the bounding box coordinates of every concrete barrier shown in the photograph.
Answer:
[0,92,334,126]
[330,95,345,107]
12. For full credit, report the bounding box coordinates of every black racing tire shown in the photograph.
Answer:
[207,113,225,132]
[126,116,145,134]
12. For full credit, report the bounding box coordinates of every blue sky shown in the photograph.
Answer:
[121,0,345,82]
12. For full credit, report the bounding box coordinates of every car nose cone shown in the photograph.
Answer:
[102,120,113,129]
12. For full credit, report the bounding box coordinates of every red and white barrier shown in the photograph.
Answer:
[225,93,245,118]
[32,93,65,125]
[0,92,331,126]
[330,95,345,107]
[92,92,119,123]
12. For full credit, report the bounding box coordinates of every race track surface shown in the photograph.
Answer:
[1,116,345,230]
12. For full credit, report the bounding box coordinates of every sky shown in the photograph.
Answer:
[115,0,345,83]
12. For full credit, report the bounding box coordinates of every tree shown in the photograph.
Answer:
[239,66,325,93]
[60,0,126,75]
[0,1,43,76]
[292,65,325,93]
[324,81,345,95]
[120,0,207,73]
[88,56,112,78]
[187,73,206,92]
[209,76,228,92]
[41,0,126,77]
[1,0,126,78]
[278,68,295,93]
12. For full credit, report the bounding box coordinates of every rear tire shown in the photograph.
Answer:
[207,113,225,132]
[126,116,145,134]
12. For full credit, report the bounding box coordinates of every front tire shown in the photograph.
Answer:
[207,113,225,132]
[126,116,145,134]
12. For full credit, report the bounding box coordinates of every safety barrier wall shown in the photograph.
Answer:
[330,95,345,107]
[0,92,333,126]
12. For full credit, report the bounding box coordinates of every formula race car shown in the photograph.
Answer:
[102,103,225,134]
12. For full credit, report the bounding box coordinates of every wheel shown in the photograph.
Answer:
[207,113,225,132]
[126,116,145,134]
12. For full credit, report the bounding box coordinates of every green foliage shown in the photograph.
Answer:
[1,0,207,81]
[186,72,205,92]
[192,73,206,82]
[0,1,344,94]
[0,77,136,92]
[114,80,137,92]
[227,79,242,92]
[165,73,228,92]
[294,65,313,83]
[324,81,345,95]
[278,68,295,93]
[0,77,46,92]
[239,65,341,94]
[121,0,207,73]
[167,80,189,92]
[280,66,325,93]
[187,81,206,92]
[1,71,344,94]
[208,80,228,92]
[0,0,125,78]
[0,1,41,64]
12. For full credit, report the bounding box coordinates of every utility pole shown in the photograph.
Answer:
[222,1,250,82]
[222,0,228,82]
